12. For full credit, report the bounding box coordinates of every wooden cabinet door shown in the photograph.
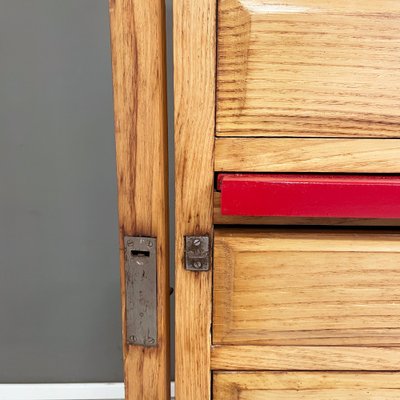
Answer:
[109,1,170,399]
[174,1,400,400]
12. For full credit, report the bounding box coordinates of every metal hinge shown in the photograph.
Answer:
[124,236,157,347]
[185,236,211,271]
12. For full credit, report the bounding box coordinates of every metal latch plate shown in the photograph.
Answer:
[185,236,210,271]
[124,236,157,347]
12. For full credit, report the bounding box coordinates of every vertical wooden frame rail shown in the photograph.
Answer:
[174,1,216,399]
[109,1,170,399]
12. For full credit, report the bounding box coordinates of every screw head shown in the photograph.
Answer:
[193,261,202,269]
[147,337,155,345]
[129,335,136,343]
[193,239,201,247]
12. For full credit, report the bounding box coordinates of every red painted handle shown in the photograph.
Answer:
[218,174,400,218]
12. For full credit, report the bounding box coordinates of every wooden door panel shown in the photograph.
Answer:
[214,372,400,400]
[213,228,400,345]
[217,0,400,138]
[109,0,170,398]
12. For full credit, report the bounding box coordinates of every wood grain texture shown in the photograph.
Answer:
[214,372,400,400]
[109,1,170,399]
[217,0,400,137]
[213,228,400,346]
[211,346,400,371]
[215,138,400,172]
[173,0,216,399]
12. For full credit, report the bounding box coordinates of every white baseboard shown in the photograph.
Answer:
[0,382,175,400]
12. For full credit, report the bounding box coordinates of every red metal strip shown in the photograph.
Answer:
[218,174,400,218]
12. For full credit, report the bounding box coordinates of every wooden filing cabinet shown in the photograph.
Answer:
[174,1,400,399]
[110,0,400,398]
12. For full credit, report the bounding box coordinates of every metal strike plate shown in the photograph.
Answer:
[185,236,210,271]
[124,236,157,347]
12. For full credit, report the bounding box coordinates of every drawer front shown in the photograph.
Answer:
[217,0,400,138]
[214,372,400,400]
[218,174,400,218]
[213,228,400,345]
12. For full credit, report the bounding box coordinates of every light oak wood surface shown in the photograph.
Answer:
[109,1,170,398]
[213,228,400,346]
[217,0,400,137]
[215,138,400,173]
[174,0,216,399]
[211,345,400,371]
[214,372,400,400]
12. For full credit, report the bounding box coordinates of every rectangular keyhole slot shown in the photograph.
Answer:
[131,250,150,257]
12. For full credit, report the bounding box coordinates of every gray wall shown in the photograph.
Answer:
[0,0,175,383]
[0,0,122,382]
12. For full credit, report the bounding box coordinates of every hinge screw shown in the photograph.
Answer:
[130,335,136,342]
[193,261,203,269]
[193,239,201,246]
